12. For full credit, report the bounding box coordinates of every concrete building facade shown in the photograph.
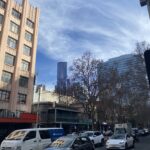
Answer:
[32,102,92,133]
[0,0,39,113]
[33,85,75,105]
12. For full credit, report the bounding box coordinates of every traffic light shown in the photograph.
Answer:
[144,50,150,85]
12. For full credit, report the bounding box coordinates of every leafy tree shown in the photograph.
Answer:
[70,51,101,129]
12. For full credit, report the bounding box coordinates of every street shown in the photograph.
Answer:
[96,135,150,150]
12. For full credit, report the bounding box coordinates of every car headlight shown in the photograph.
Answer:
[15,146,21,150]
[119,141,125,144]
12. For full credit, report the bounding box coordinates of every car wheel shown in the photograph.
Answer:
[101,138,105,146]
[125,143,128,150]
[92,140,94,144]
[131,141,135,148]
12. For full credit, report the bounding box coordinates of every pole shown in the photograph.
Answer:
[147,0,150,18]
[36,86,41,128]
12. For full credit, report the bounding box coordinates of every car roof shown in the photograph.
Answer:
[13,128,63,132]
[84,131,99,133]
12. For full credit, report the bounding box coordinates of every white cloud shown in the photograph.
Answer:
[28,0,150,62]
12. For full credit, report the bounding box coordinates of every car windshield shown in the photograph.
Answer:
[50,137,74,148]
[115,128,126,134]
[111,134,125,140]
[6,131,26,140]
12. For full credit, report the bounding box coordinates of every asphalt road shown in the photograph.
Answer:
[96,135,150,150]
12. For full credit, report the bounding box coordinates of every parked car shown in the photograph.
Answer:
[106,134,134,150]
[45,135,95,150]
[143,128,149,135]
[0,128,64,150]
[138,128,146,136]
[81,131,104,146]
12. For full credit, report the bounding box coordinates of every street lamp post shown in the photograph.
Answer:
[36,85,42,128]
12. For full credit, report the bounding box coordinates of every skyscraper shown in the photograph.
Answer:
[56,62,67,94]
[104,54,138,74]
[0,0,39,113]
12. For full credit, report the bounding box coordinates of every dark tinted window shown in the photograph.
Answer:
[18,93,27,104]
[25,31,32,42]
[39,130,50,139]
[0,14,3,24]
[0,0,6,9]
[24,131,36,140]
[12,9,21,19]
[0,90,10,101]
[94,132,100,136]
[19,76,28,88]
[1,71,12,83]
[4,53,15,66]
[74,138,82,145]
[23,45,31,56]
[7,36,17,49]
[26,19,34,28]
[80,137,89,144]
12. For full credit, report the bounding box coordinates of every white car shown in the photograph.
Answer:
[81,131,104,145]
[106,134,134,150]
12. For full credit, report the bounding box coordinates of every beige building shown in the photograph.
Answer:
[0,0,39,113]
[33,85,75,105]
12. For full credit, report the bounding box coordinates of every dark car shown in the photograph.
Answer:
[131,128,139,142]
[45,135,95,150]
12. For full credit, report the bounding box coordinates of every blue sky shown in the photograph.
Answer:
[20,0,150,90]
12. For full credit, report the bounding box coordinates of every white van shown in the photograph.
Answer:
[0,128,54,150]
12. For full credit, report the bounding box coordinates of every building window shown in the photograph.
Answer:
[26,19,34,28]
[23,45,31,56]
[10,21,19,34]
[18,93,27,104]
[1,71,12,83]
[7,36,17,49]
[4,53,15,66]
[25,31,32,42]
[12,9,21,19]
[0,90,10,101]
[0,0,6,9]
[19,76,28,88]
[0,14,3,24]
[21,60,29,71]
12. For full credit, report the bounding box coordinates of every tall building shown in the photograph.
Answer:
[56,62,67,94]
[0,0,39,113]
[104,54,138,74]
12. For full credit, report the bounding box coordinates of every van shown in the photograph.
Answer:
[48,128,64,141]
[0,128,64,150]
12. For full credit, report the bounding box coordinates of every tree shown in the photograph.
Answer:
[70,51,101,129]
[98,64,126,124]
[121,41,150,125]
